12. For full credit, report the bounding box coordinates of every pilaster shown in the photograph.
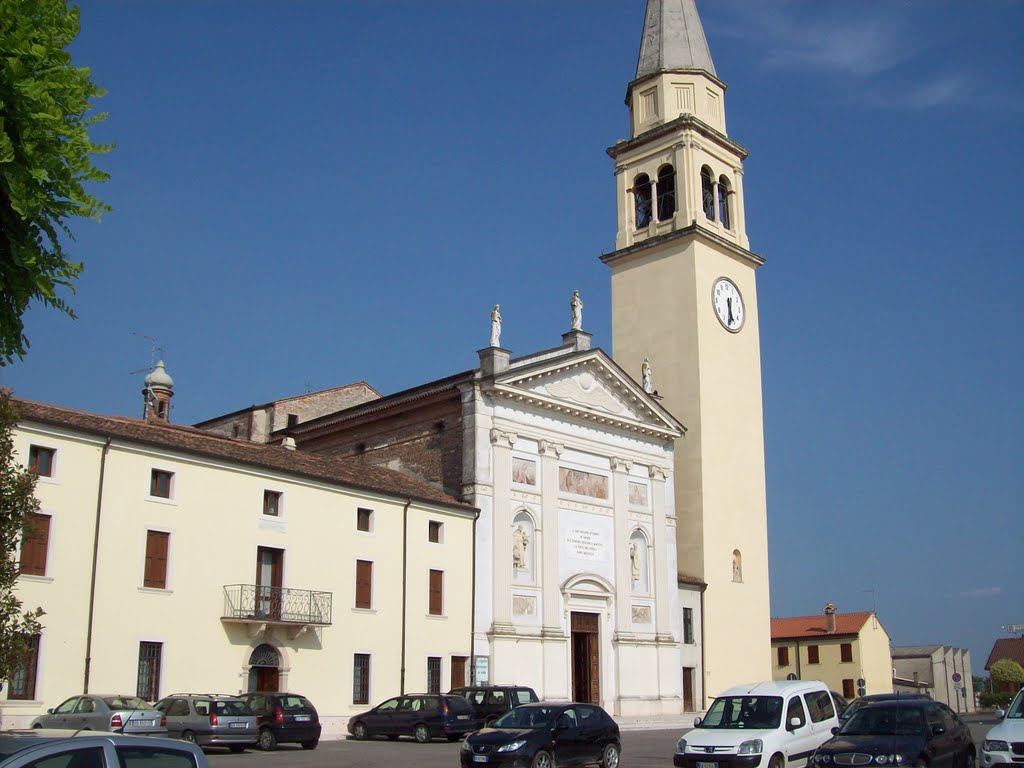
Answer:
[538,439,564,635]
[611,457,633,637]
[650,465,673,639]
[491,427,517,630]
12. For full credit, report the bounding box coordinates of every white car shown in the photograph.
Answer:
[0,731,207,768]
[981,687,1024,766]
[674,680,840,768]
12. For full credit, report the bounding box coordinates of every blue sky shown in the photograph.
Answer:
[3,1,1022,673]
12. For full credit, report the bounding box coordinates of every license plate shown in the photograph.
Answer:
[131,720,155,727]
[294,715,311,722]
[697,762,718,768]
[230,722,247,729]
[472,757,488,763]
[458,715,470,720]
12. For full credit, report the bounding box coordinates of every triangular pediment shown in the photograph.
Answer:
[488,350,683,438]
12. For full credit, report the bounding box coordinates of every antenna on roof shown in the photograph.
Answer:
[861,587,878,628]
[129,332,164,375]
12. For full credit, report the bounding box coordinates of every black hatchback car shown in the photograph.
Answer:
[461,702,620,768]
[237,692,320,751]
[811,700,974,768]
[449,686,540,729]
[347,693,476,743]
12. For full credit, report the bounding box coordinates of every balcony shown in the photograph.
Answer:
[222,584,332,638]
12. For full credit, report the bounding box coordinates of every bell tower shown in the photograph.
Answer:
[603,0,771,694]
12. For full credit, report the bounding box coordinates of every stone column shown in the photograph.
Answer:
[611,457,633,637]
[491,427,517,630]
[732,166,748,249]
[538,439,564,635]
[650,465,673,639]
[671,141,688,228]
[614,164,630,250]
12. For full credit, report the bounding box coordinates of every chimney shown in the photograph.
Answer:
[281,436,297,451]
[824,602,837,634]
[142,360,174,424]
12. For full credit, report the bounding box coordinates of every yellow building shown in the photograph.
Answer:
[1,385,477,739]
[771,604,893,700]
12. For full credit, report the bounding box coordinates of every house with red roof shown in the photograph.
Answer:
[771,603,893,700]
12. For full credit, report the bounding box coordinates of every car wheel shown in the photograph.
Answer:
[32,724,42,730]
[181,731,196,744]
[601,744,620,768]
[257,728,277,751]
[531,750,553,768]
[301,740,318,750]
[414,724,431,743]
[769,754,785,768]
[352,722,368,740]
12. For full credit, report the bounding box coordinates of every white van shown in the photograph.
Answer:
[674,680,840,768]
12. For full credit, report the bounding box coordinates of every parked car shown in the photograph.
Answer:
[449,685,540,729]
[838,692,931,723]
[347,693,476,743]
[981,686,1024,766]
[236,692,320,751]
[30,696,167,736]
[0,730,206,768]
[461,701,620,768]
[674,680,839,768]
[811,699,975,768]
[154,694,257,751]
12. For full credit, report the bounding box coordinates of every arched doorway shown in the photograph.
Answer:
[248,643,280,692]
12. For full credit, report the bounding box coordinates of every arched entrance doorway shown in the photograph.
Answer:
[248,643,280,692]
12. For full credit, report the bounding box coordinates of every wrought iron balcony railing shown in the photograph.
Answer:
[222,584,332,626]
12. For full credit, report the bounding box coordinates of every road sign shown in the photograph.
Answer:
[787,673,798,681]
[857,678,865,687]
[952,672,962,683]
[858,687,866,697]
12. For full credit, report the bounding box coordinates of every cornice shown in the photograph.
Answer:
[600,222,765,270]
[607,113,748,161]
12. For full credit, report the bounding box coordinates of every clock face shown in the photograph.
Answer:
[712,277,745,332]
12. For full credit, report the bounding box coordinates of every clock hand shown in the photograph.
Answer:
[727,297,734,325]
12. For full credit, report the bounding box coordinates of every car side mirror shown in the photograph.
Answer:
[831,726,839,735]
[994,709,1006,720]
[931,726,945,736]
[47,708,54,714]
[788,717,803,731]
[556,721,570,731]
[693,717,702,727]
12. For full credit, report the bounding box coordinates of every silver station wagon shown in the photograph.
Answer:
[155,694,258,751]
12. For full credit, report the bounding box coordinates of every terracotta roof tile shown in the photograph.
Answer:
[985,638,1024,670]
[771,612,874,640]
[14,398,474,514]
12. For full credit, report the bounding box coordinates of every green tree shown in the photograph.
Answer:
[0,389,44,684]
[0,0,111,365]
[990,658,1024,688]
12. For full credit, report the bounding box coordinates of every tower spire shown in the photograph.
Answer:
[635,0,716,80]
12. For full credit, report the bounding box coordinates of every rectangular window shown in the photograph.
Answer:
[353,654,370,705]
[263,490,281,517]
[355,560,372,609]
[429,569,443,615]
[137,641,162,701]
[427,657,441,694]
[807,644,820,664]
[683,607,694,644]
[19,512,51,577]
[144,530,169,589]
[840,642,853,663]
[805,690,836,723]
[8,635,40,700]
[428,520,442,543]
[28,446,55,477]
[778,646,790,667]
[843,679,855,699]
[150,469,173,499]
[357,508,372,532]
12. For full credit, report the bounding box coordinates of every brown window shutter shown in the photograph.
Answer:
[355,560,372,609]
[19,513,51,577]
[144,531,169,589]
[429,569,443,615]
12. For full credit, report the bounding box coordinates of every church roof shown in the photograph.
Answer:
[635,0,716,80]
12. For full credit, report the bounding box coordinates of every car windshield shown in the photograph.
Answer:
[103,697,149,710]
[841,706,924,737]
[700,696,783,729]
[1007,692,1024,719]
[493,706,558,729]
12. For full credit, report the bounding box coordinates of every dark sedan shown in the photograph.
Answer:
[811,700,975,768]
[460,702,620,768]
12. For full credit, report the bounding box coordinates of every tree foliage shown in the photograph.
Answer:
[0,389,43,684]
[991,658,1024,685]
[0,0,111,365]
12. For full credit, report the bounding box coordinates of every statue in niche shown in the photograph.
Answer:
[630,541,641,581]
[641,358,653,394]
[490,304,502,347]
[732,553,742,582]
[512,524,529,569]
[570,290,583,331]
